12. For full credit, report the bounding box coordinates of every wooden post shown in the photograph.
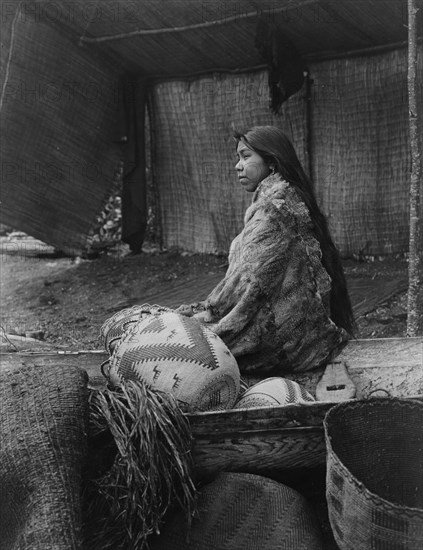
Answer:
[406,0,422,337]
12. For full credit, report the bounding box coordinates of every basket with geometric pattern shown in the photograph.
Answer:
[324,398,423,550]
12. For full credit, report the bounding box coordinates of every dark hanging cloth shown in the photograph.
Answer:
[255,17,306,113]
[116,76,148,253]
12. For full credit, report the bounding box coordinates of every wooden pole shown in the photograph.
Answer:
[406,0,422,337]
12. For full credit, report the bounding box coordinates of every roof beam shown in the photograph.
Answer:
[78,0,318,44]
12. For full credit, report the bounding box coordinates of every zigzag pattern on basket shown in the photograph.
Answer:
[102,307,241,412]
[234,377,315,409]
[111,315,226,378]
[114,314,221,370]
[100,304,173,352]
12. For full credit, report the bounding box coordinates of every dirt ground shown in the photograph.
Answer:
[0,234,419,550]
[0,234,415,349]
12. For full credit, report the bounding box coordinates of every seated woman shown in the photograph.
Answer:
[178,126,354,374]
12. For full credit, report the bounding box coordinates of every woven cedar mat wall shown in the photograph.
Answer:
[311,46,423,257]
[0,7,121,255]
[150,47,422,256]
[150,71,307,254]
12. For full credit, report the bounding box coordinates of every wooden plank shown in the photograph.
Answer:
[245,337,422,399]
[1,337,420,476]
[188,402,332,433]
[191,428,326,477]
[0,337,421,393]
[0,349,108,390]
[336,337,422,398]
[336,337,422,369]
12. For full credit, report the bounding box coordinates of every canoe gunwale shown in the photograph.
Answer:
[186,395,423,435]
[190,425,324,440]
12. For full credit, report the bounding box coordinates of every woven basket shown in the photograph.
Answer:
[107,309,240,411]
[99,304,165,353]
[234,377,315,408]
[324,398,423,550]
[148,472,323,550]
[0,364,88,549]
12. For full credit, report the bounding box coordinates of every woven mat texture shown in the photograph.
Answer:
[151,47,422,256]
[0,364,89,550]
[311,47,423,256]
[325,399,423,550]
[151,69,307,254]
[0,8,121,255]
[148,471,323,550]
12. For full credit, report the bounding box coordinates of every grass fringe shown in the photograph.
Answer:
[83,380,197,550]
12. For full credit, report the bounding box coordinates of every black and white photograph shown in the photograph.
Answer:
[0,1,422,548]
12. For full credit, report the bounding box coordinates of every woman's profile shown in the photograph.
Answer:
[178,125,354,374]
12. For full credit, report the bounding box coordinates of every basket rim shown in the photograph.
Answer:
[324,397,423,517]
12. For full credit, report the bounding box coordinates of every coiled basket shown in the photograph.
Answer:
[324,398,423,550]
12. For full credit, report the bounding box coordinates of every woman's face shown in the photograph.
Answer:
[235,141,270,192]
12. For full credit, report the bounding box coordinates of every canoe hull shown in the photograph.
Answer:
[1,337,422,476]
[191,427,326,478]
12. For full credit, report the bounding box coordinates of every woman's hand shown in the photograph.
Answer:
[176,302,213,322]
[193,310,214,323]
[175,304,194,317]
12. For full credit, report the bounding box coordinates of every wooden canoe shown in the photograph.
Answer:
[1,337,421,477]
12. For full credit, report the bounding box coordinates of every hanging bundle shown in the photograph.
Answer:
[255,17,306,113]
[85,305,241,549]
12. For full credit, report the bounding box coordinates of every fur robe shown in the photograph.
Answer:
[189,174,348,374]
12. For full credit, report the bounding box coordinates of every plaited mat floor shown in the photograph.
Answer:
[0,236,419,550]
[0,236,412,348]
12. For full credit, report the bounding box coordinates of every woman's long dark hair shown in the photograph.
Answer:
[235,126,355,335]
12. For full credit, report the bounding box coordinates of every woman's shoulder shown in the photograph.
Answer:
[253,175,311,222]
[255,174,289,201]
